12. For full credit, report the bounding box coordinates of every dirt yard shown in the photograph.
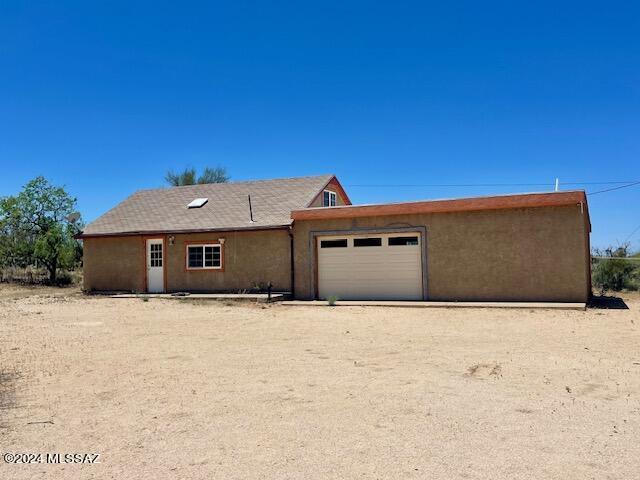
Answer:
[1,285,639,479]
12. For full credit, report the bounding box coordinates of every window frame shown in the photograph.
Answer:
[185,242,223,271]
[323,190,337,207]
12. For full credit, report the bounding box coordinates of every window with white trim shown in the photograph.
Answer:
[323,190,337,207]
[187,244,222,269]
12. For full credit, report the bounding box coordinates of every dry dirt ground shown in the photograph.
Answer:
[0,285,639,480]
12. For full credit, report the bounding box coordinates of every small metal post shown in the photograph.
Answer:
[267,282,272,302]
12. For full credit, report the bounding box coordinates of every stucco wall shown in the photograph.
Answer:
[307,178,349,207]
[167,229,291,292]
[292,205,591,302]
[83,236,145,292]
[83,228,291,293]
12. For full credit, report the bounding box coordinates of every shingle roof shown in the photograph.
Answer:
[81,175,334,237]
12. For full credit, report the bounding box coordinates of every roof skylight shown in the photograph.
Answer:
[187,198,209,209]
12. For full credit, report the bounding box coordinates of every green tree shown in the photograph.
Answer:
[0,177,82,283]
[0,196,32,267]
[165,166,229,186]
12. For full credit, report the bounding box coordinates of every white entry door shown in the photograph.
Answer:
[146,239,164,293]
[317,232,424,300]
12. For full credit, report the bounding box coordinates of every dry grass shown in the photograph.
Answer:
[0,267,82,286]
[0,285,639,479]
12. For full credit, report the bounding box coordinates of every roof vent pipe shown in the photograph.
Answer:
[248,194,255,223]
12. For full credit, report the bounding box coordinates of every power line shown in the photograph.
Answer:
[348,183,549,187]
[587,180,640,196]
[564,181,640,185]
[624,223,640,243]
[346,180,639,188]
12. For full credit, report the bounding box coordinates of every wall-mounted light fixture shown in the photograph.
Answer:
[218,237,225,245]
[168,235,175,245]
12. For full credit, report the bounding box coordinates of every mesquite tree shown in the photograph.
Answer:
[0,177,82,283]
[165,166,229,186]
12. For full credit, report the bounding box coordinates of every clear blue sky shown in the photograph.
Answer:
[0,1,638,249]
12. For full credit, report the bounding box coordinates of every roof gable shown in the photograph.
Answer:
[306,176,352,207]
[82,175,334,237]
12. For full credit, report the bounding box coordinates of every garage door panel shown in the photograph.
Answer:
[317,232,424,301]
[319,262,417,271]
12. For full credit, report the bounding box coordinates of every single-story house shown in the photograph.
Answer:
[78,174,592,302]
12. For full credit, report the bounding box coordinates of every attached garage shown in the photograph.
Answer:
[292,191,592,303]
[317,231,425,300]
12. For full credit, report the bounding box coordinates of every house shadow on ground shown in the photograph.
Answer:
[588,295,629,310]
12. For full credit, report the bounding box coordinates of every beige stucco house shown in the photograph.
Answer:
[79,174,592,302]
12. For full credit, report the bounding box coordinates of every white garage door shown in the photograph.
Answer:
[317,232,424,300]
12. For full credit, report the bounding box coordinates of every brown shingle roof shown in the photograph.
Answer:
[81,175,334,237]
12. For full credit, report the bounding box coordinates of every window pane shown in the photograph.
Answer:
[353,238,382,247]
[388,236,419,246]
[320,239,347,248]
[188,246,203,268]
[150,243,163,267]
[323,191,337,207]
[204,245,221,267]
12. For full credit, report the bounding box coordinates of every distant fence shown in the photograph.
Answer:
[0,266,49,284]
[0,266,81,286]
[591,256,640,261]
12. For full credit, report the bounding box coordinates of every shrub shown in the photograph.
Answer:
[327,295,339,306]
[592,244,640,293]
[250,282,272,293]
[52,270,74,286]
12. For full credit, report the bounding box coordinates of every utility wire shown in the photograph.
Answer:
[562,181,639,185]
[346,179,640,197]
[587,180,640,196]
[348,183,549,187]
[347,180,639,188]
[624,223,640,243]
